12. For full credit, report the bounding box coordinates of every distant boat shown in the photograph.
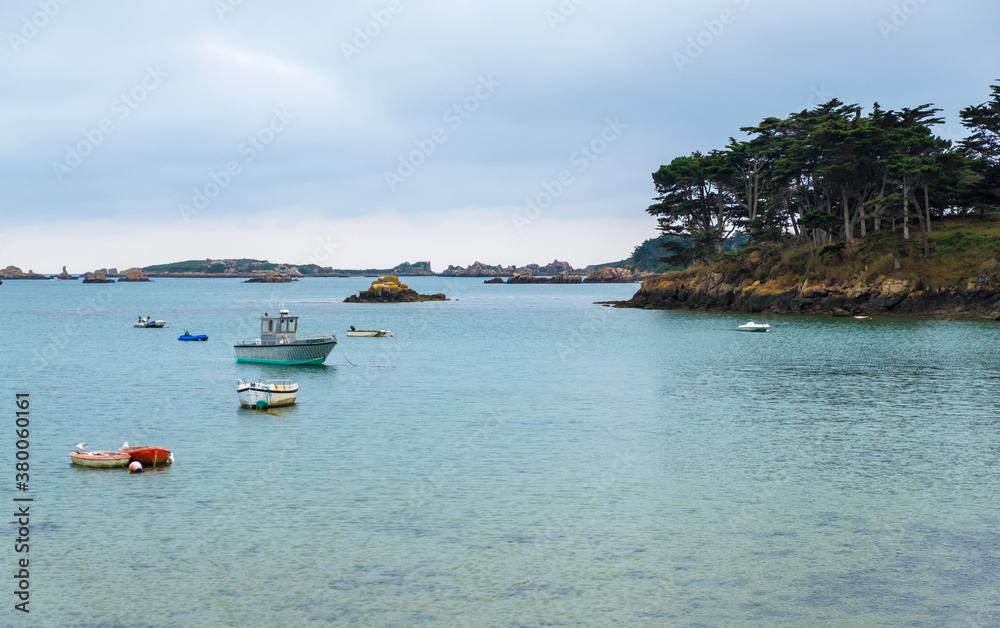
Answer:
[346,329,389,337]
[738,321,770,332]
[119,445,173,466]
[69,450,130,468]
[178,331,208,341]
[237,378,298,409]
[134,317,166,328]
[234,309,336,365]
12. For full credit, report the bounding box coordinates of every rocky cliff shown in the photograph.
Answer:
[619,267,1000,319]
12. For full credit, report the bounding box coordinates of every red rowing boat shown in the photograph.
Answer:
[118,445,173,466]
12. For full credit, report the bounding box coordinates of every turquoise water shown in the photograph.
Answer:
[2,278,998,627]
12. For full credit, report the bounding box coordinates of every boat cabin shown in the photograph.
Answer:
[259,309,298,343]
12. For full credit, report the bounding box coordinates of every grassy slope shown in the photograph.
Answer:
[684,217,1000,292]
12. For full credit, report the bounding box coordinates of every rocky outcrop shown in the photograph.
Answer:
[441,259,580,277]
[440,262,513,277]
[506,271,582,284]
[57,266,74,279]
[583,267,656,283]
[618,269,1000,319]
[118,267,152,282]
[244,273,297,283]
[344,275,448,303]
[483,277,505,284]
[0,266,47,280]
[82,270,115,284]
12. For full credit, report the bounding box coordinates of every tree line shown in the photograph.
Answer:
[648,81,1000,263]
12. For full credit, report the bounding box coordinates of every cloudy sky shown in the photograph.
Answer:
[1,0,997,273]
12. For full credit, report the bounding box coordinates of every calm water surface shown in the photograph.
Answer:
[1,277,998,627]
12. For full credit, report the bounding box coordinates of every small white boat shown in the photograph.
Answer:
[738,321,770,332]
[237,378,298,409]
[346,329,389,337]
[69,450,130,468]
[134,317,166,328]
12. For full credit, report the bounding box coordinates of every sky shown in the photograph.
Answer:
[1,0,998,273]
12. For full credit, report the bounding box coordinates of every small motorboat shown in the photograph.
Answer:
[119,444,173,466]
[346,328,390,337]
[178,330,208,341]
[237,378,298,409]
[69,450,130,468]
[738,321,770,332]
[134,317,166,328]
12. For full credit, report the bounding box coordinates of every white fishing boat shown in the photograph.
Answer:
[233,309,336,365]
[134,317,166,328]
[237,378,298,409]
[738,321,770,332]
[346,328,389,337]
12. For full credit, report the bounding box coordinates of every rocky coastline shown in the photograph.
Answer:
[617,269,1000,320]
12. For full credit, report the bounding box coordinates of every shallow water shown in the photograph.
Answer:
[1,277,998,627]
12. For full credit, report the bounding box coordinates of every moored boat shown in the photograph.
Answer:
[69,450,130,468]
[134,317,166,328]
[234,309,336,365]
[119,445,173,466]
[178,331,208,341]
[346,329,389,337]
[738,321,770,332]
[237,378,298,409]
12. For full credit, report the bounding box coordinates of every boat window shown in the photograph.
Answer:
[288,320,297,333]
[262,319,274,333]
[279,319,288,333]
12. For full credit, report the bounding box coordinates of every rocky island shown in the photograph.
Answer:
[117,267,152,282]
[344,276,447,303]
[81,270,115,284]
[0,266,48,280]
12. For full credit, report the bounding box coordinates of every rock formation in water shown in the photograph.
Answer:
[0,266,48,280]
[506,271,582,284]
[82,270,115,284]
[118,267,152,282]
[344,275,448,303]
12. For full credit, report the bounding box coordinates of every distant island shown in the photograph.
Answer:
[617,80,1000,319]
[139,259,436,278]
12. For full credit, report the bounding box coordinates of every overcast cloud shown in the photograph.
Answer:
[1,0,997,272]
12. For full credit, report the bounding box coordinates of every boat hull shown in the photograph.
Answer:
[119,446,173,466]
[237,381,298,408]
[738,327,769,332]
[179,335,208,341]
[346,330,388,337]
[234,338,336,365]
[70,451,130,468]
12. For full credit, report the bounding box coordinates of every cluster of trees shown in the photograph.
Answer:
[648,81,1000,263]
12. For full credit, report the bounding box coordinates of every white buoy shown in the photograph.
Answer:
[128,461,142,473]
[167,453,174,464]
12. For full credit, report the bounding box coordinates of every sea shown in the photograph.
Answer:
[1,277,998,627]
